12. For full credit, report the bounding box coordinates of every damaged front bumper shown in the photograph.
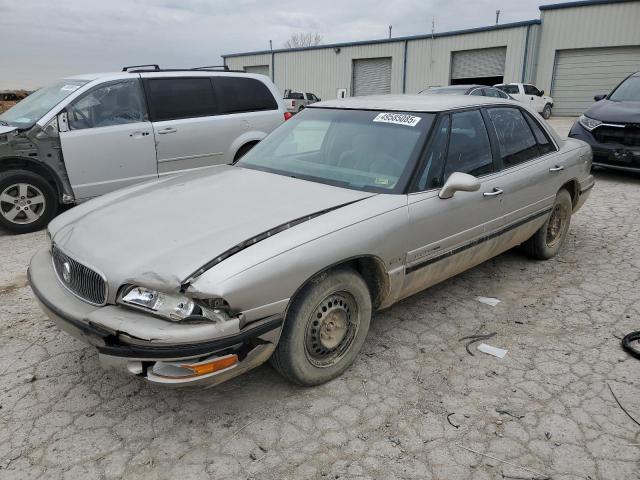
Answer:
[28,247,283,386]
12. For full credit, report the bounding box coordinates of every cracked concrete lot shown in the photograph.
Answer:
[1,168,640,479]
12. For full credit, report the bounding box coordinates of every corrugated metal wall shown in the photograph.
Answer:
[405,26,529,93]
[536,1,640,95]
[226,53,272,78]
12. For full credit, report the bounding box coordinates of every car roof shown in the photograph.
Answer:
[312,94,515,112]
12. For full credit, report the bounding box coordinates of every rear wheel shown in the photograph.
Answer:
[233,142,257,162]
[542,104,552,119]
[523,189,572,260]
[270,269,372,386]
[0,170,57,234]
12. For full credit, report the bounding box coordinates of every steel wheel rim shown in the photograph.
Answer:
[304,292,359,368]
[0,183,46,225]
[546,204,567,247]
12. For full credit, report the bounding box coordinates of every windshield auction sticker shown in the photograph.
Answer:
[373,112,421,127]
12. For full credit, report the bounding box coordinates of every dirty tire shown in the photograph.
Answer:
[270,269,372,386]
[542,104,552,119]
[0,170,57,234]
[233,142,257,162]
[523,188,572,260]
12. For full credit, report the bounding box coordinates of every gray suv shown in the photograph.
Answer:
[0,65,286,233]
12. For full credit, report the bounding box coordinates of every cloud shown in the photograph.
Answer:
[0,0,542,89]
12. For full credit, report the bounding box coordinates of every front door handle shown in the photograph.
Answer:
[483,187,503,197]
[549,165,564,172]
[158,127,177,135]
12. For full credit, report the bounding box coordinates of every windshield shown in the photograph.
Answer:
[0,79,89,128]
[608,75,640,102]
[237,108,434,193]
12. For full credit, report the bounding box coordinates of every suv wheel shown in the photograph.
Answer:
[542,104,552,119]
[270,268,372,386]
[0,170,58,234]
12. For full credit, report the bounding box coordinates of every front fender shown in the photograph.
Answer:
[187,195,408,321]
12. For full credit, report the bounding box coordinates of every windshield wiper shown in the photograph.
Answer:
[0,120,9,126]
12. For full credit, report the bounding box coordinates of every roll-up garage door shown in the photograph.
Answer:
[352,57,392,96]
[450,47,506,85]
[552,46,640,116]
[244,65,270,77]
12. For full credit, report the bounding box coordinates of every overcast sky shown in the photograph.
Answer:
[0,0,546,89]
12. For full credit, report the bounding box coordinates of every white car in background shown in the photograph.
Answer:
[495,83,554,119]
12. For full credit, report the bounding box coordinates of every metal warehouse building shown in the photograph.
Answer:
[223,0,640,116]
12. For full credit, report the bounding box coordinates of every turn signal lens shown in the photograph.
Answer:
[181,354,238,377]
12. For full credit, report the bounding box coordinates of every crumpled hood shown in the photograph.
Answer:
[52,166,374,291]
[0,125,18,135]
[583,99,640,124]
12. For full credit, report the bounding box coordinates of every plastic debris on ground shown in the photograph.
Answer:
[475,296,501,306]
[477,343,508,358]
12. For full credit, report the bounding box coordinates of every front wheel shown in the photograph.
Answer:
[270,269,372,386]
[0,170,58,234]
[523,189,572,260]
[542,104,552,119]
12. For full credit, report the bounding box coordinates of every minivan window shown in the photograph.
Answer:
[216,77,278,113]
[487,107,539,167]
[145,78,217,121]
[443,110,493,179]
[67,80,147,130]
[0,79,89,129]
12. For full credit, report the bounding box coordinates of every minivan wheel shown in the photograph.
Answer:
[542,104,552,119]
[523,189,572,260]
[0,170,57,234]
[270,269,372,386]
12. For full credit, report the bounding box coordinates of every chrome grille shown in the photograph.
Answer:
[52,246,107,305]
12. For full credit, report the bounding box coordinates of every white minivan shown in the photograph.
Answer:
[0,65,287,233]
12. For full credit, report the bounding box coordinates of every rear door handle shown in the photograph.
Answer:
[158,127,177,135]
[549,165,564,172]
[483,188,503,197]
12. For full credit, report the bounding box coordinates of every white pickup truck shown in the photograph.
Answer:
[283,90,321,113]
[494,83,554,119]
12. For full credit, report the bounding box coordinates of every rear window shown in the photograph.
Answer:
[285,92,304,100]
[145,78,217,121]
[215,77,278,113]
[496,84,519,95]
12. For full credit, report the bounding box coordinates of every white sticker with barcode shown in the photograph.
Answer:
[373,112,421,127]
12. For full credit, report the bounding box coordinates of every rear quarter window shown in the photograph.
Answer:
[215,77,278,113]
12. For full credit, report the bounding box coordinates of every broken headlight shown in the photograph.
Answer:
[578,114,602,131]
[118,286,229,323]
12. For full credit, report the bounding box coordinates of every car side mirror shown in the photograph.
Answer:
[594,94,606,101]
[58,112,69,132]
[438,172,481,199]
[538,90,545,96]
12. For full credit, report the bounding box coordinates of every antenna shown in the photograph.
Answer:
[496,9,501,24]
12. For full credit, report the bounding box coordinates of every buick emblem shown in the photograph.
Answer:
[62,262,72,284]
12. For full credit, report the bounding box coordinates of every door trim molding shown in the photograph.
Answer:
[405,207,552,274]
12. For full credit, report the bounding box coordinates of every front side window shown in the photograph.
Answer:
[0,79,89,129]
[67,80,147,130]
[237,108,434,193]
[145,78,217,122]
[216,77,278,113]
[487,107,539,167]
[443,110,493,180]
[417,116,450,191]
[523,84,540,96]
[608,75,640,102]
[484,88,504,99]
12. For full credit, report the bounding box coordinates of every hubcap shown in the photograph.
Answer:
[0,183,46,225]
[546,204,566,247]
[304,292,359,368]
